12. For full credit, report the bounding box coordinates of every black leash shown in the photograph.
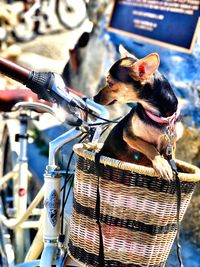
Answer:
[169,159,184,267]
[94,152,105,267]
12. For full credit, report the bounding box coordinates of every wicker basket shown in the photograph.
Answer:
[68,143,200,267]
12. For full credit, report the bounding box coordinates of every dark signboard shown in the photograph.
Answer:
[108,0,200,53]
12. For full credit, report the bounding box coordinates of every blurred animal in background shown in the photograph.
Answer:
[62,31,91,86]
[0,5,21,59]
[0,5,17,52]
[94,46,183,180]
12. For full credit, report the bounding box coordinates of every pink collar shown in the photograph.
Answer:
[144,106,180,124]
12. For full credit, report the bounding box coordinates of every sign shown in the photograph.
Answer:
[108,0,200,53]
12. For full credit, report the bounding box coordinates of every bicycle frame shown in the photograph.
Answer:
[0,101,108,267]
[30,100,108,266]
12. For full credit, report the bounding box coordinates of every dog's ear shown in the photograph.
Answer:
[119,45,138,60]
[129,53,160,81]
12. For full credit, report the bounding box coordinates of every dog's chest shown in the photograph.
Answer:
[131,116,169,150]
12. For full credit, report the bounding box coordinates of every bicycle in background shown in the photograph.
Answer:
[0,56,110,266]
[0,5,17,51]
[12,0,89,42]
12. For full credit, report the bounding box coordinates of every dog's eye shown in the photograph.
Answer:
[107,82,113,88]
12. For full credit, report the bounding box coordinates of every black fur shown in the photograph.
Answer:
[100,107,151,165]
[109,57,178,118]
[94,55,179,168]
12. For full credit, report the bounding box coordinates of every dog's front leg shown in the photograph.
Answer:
[123,132,173,180]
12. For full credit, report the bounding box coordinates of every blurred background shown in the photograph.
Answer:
[0,0,200,266]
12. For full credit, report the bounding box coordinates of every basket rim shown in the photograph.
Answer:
[73,143,200,182]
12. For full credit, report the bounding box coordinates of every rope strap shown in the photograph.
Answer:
[95,153,105,267]
[170,159,184,267]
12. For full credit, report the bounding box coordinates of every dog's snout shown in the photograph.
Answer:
[93,93,101,103]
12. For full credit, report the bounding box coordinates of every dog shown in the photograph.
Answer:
[94,47,182,180]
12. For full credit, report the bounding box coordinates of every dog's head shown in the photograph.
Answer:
[94,46,178,117]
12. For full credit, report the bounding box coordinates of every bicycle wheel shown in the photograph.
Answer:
[56,0,87,30]
[12,11,37,42]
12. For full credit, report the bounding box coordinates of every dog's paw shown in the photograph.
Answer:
[152,155,173,181]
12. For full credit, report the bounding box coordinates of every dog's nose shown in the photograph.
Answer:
[93,93,100,103]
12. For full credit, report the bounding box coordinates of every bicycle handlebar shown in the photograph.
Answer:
[0,57,109,125]
[0,57,30,84]
[12,101,58,117]
[0,57,80,105]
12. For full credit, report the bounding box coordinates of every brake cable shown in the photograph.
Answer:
[59,133,89,246]
[72,97,120,124]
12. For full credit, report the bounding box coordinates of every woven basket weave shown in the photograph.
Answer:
[68,143,200,267]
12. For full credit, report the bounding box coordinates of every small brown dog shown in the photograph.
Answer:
[94,47,182,180]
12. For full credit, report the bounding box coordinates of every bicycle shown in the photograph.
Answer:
[12,0,89,42]
[0,56,110,266]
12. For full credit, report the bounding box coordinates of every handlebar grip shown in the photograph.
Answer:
[0,57,30,84]
[0,57,53,100]
[0,57,85,126]
[27,71,55,101]
[0,57,86,99]
[0,57,61,101]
